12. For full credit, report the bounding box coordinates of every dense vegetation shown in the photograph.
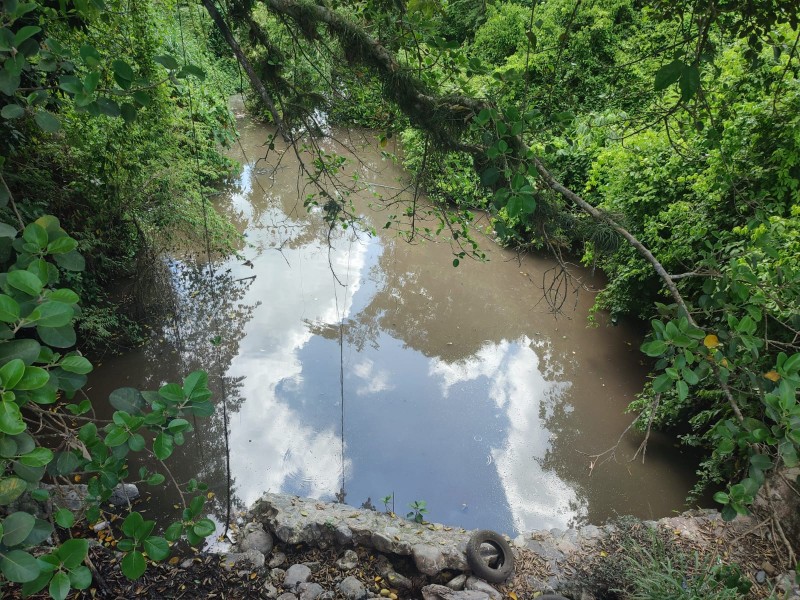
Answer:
[0,0,798,596]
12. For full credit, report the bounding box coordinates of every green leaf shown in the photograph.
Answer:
[641,340,668,357]
[182,371,207,398]
[58,538,88,569]
[128,433,145,452]
[164,522,183,541]
[7,270,43,296]
[69,565,91,589]
[154,54,180,70]
[0,339,41,366]
[16,366,49,390]
[143,536,170,561]
[109,387,146,414]
[0,549,40,582]
[676,379,689,401]
[111,59,134,81]
[679,64,701,102]
[34,110,60,133]
[79,44,101,67]
[0,295,20,322]
[19,447,53,467]
[0,223,17,239]
[0,358,25,388]
[652,373,672,393]
[1,103,24,119]
[22,518,52,546]
[55,450,80,475]
[177,64,206,80]
[20,568,52,597]
[46,288,79,304]
[104,425,130,447]
[49,570,70,600]
[0,476,26,504]
[153,433,173,460]
[3,511,35,546]
[28,301,73,327]
[53,250,85,272]
[121,102,136,123]
[121,512,144,538]
[60,355,92,374]
[121,550,146,580]
[713,491,729,505]
[146,473,165,485]
[0,400,26,434]
[654,59,683,91]
[46,237,77,255]
[13,26,40,46]
[54,508,74,528]
[36,325,76,348]
[192,518,215,537]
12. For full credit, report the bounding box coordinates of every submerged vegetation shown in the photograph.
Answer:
[0,0,799,595]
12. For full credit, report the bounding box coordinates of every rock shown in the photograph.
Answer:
[336,549,359,570]
[221,549,265,571]
[319,593,335,600]
[465,577,501,600]
[264,581,279,598]
[413,544,447,575]
[180,559,194,569]
[384,570,412,590]
[338,576,368,600]
[271,568,286,582]
[421,584,490,600]
[298,582,325,600]
[251,492,471,563]
[284,564,313,589]
[45,483,140,510]
[270,552,288,568]
[524,540,564,563]
[756,570,766,584]
[446,574,467,590]
[277,594,297,600]
[304,561,322,573]
[240,522,274,555]
[761,561,776,576]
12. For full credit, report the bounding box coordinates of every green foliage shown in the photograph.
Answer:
[471,3,528,65]
[406,499,428,523]
[0,215,217,597]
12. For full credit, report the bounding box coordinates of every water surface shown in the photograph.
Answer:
[89,110,699,536]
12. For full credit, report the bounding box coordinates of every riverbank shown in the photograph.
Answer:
[10,491,794,599]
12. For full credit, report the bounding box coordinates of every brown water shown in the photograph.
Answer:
[87,107,699,536]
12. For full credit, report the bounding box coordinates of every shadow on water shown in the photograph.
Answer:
[88,108,704,537]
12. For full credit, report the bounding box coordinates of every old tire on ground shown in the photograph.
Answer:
[466,529,515,583]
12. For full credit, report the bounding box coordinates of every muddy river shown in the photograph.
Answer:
[88,107,699,536]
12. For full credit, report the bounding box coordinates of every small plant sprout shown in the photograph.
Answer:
[407,500,428,523]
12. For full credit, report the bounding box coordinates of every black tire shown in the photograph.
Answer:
[465,530,515,583]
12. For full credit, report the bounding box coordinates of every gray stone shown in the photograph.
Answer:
[465,577,501,600]
[108,483,140,506]
[270,552,288,568]
[579,525,601,540]
[251,492,472,565]
[446,574,467,590]
[756,570,766,584]
[413,544,447,576]
[338,576,367,600]
[264,582,279,599]
[298,582,325,600]
[277,594,297,600]
[336,549,359,570]
[221,549,265,571]
[180,559,194,569]
[303,561,322,573]
[318,593,335,600]
[421,584,490,600]
[284,564,312,588]
[240,522,274,555]
[385,570,412,590]
[524,540,564,563]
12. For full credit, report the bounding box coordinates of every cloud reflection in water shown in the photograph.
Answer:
[430,337,584,531]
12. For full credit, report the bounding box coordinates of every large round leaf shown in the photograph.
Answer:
[120,550,146,580]
[0,476,26,505]
[0,400,26,435]
[2,511,35,546]
[7,270,43,297]
[0,549,41,582]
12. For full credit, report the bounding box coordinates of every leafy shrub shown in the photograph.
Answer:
[0,215,217,597]
[471,3,529,65]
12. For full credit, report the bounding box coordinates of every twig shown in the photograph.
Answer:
[0,173,25,229]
